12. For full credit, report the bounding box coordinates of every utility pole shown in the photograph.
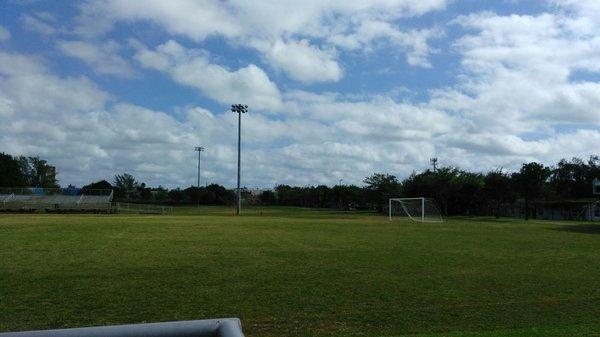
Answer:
[194,146,204,208]
[338,179,343,210]
[430,157,438,172]
[231,104,248,215]
[194,146,204,188]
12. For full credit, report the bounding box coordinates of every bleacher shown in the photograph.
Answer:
[0,188,113,213]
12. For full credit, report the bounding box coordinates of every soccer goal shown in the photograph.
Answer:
[389,197,444,222]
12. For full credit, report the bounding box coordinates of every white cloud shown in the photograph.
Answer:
[0,50,451,187]
[0,52,110,115]
[77,0,449,39]
[0,97,15,118]
[330,20,441,67]
[417,5,600,169]
[21,13,59,36]
[133,40,282,110]
[2,48,599,188]
[0,25,10,41]
[57,40,135,77]
[0,51,195,186]
[437,129,600,172]
[2,2,600,188]
[76,0,241,40]
[254,39,342,83]
[75,0,449,82]
[429,9,600,135]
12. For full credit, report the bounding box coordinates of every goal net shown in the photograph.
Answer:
[389,197,443,222]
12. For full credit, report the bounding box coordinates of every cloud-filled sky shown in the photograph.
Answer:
[0,0,599,188]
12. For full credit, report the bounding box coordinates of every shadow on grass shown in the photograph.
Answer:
[449,216,521,223]
[552,224,600,234]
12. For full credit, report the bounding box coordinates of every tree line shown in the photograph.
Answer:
[0,153,59,188]
[270,157,599,215]
[1,152,598,216]
[82,174,236,206]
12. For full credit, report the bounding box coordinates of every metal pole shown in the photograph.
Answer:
[237,111,241,215]
[338,179,343,209]
[195,147,204,208]
[231,104,246,216]
[198,148,202,208]
[197,151,202,188]
[421,197,425,222]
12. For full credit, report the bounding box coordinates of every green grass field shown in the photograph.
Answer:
[1,207,600,336]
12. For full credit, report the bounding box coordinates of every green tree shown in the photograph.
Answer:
[275,185,293,205]
[512,162,551,220]
[453,171,485,216]
[18,156,59,188]
[402,167,460,215]
[259,190,276,205]
[484,170,513,218]
[138,182,152,200]
[153,186,169,202]
[113,173,139,198]
[205,184,235,205]
[82,180,112,191]
[363,173,402,211]
[0,153,27,187]
[550,157,595,198]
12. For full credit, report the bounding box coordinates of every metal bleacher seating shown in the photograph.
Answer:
[0,189,113,213]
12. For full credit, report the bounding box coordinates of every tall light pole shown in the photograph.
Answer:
[338,179,343,209]
[194,146,204,187]
[194,146,204,208]
[231,104,247,215]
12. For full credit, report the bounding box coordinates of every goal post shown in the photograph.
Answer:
[389,197,443,222]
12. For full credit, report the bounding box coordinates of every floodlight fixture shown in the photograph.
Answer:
[230,104,248,114]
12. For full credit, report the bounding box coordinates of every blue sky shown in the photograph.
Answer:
[0,0,599,188]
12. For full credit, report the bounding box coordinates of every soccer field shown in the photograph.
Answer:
[1,207,599,336]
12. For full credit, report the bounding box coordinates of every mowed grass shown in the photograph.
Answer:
[1,207,600,336]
